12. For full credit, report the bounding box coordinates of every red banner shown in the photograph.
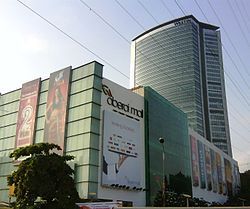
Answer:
[16,78,41,148]
[44,67,71,154]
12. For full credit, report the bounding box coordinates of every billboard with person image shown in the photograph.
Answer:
[102,110,141,188]
[44,67,71,154]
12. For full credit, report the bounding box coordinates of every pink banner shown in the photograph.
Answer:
[16,78,41,148]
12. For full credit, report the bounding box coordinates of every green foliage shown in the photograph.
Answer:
[239,170,250,205]
[153,190,209,207]
[153,168,250,207]
[7,143,79,209]
[9,143,62,159]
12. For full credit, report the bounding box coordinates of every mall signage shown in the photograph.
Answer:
[102,84,143,119]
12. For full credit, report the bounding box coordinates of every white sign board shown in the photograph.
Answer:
[102,110,141,188]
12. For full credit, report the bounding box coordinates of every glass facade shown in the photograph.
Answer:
[0,59,236,205]
[0,61,103,201]
[203,30,231,155]
[137,87,192,205]
[131,15,232,156]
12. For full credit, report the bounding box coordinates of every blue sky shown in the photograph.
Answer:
[0,0,250,172]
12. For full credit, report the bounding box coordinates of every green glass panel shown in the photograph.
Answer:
[37,104,46,117]
[35,117,45,130]
[67,118,91,137]
[75,165,89,182]
[68,90,93,108]
[40,79,49,92]
[38,92,48,104]
[144,87,192,205]
[66,133,91,151]
[34,130,44,143]
[68,104,92,122]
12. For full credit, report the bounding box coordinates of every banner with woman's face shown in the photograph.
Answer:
[44,67,71,154]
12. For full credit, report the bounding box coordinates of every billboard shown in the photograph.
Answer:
[77,202,120,209]
[204,145,212,191]
[224,158,233,196]
[44,67,71,153]
[190,135,199,187]
[198,141,206,189]
[233,164,240,194]
[216,152,223,194]
[15,78,41,148]
[102,110,141,188]
[210,149,218,192]
[189,129,240,203]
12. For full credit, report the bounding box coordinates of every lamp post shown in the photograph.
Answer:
[159,137,165,207]
[238,198,246,206]
[182,194,191,207]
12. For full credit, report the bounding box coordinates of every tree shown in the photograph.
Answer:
[7,143,79,209]
[239,170,250,206]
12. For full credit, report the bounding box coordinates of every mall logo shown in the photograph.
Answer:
[102,84,143,119]
[102,84,113,97]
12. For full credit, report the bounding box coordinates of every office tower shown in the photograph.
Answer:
[131,15,232,156]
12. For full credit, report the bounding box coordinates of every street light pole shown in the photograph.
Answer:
[159,137,165,207]
[182,194,191,207]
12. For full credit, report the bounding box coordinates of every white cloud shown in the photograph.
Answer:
[21,35,48,53]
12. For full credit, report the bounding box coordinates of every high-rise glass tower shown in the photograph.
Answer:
[131,15,232,156]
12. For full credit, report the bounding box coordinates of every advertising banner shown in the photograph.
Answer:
[77,202,120,209]
[197,141,206,189]
[204,145,212,191]
[190,135,199,187]
[44,67,71,153]
[216,152,223,194]
[233,164,240,194]
[15,78,41,148]
[102,110,141,188]
[210,149,218,192]
[224,158,233,196]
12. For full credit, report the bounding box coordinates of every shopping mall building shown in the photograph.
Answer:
[0,61,240,206]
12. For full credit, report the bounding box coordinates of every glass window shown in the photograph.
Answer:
[89,149,99,166]
[89,166,98,182]
[0,113,18,127]
[91,103,101,119]
[67,149,90,165]
[0,125,16,138]
[70,76,96,94]
[66,133,99,151]
[71,64,97,81]
[35,117,45,130]
[68,104,92,122]
[74,165,89,182]
[67,118,92,137]
[66,134,87,151]
[1,101,19,113]
[0,163,14,176]
[37,104,46,117]
[0,137,15,151]
[34,130,44,143]
[38,92,48,104]
[68,90,93,108]
[1,90,20,105]
[40,79,49,92]
[76,182,88,198]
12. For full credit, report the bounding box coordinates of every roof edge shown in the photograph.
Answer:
[132,15,219,41]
